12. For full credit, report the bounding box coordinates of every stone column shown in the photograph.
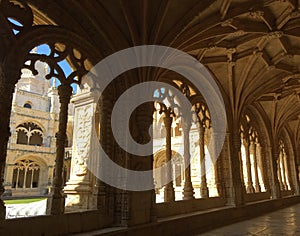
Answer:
[198,124,209,198]
[92,98,110,214]
[243,139,255,193]
[123,102,156,226]
[280,150,288,190]
[64,88,98,212]
[47,84,72,215]
[269,146,281,199]
[0,66,19,233]
[230,129,245,206]
[250,141,261,192]
[47,165,54,193]
[182,118,194,200]
[257,144,270,192]
[282,150,290,190]
[163,115,175,202]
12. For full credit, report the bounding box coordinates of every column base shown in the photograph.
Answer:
[46,192,65,215]
[246,185,255,193]
[64,180,92,212]
[200,186,209,198]
[164,184,175,202]
[255,184,261,193]
[183,182,195,200]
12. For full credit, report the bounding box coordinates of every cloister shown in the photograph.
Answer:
[0,0,299,235]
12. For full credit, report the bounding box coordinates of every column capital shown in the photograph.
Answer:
[58,84,73,104]
[163,116,173,127]
[182,117,192,132]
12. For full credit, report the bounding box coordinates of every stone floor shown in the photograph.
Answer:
[199,203,300,235]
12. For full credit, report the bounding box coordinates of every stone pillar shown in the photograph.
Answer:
[282,150,292,190]
[64,89,98,212]
[182,118,194,200]
[278,150,287,190]
[269,146,281,199]
[257,144,270,192]
[123,102,156,226]
[47,84,72,215]
[0,66,19,233]
[250,141,261,192]
[163,115,175,202]
[243,140,255,193]
[230,130,245,206]
[198,124,209,198]
[3,164,14,196]
[91,98,111,216]
[47,165,54,193]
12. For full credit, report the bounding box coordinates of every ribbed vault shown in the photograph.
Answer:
[22,0,300,137]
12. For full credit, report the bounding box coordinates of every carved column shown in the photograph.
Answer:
[92,102,104,209]
[64,88,98,212]
[182,118,194,200]
[269,146,281,199]
[230,129,245,206]
[124,102,156,226]
[243,139,255,193]
[198,124,209,198]
[0,66,19,231]
[163,115,175,202]
[47,84,72,215]
[250,141,261,192]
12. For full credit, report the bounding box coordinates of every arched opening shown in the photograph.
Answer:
[23,102,32,109]
[16,122,43,146]
[12,159,40,189]
[240,114,267,195]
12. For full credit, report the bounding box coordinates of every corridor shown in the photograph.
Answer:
[200,203,300,235]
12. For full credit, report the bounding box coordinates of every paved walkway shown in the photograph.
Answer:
[200,203,300,235]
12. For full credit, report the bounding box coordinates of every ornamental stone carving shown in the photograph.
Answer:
[73,104,93,176]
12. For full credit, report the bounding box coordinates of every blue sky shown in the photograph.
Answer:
[36,44,77,93]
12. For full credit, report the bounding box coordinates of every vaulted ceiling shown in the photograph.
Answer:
[4,0,300,146]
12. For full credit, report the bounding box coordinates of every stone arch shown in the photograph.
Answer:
[153,149,184,189]
[16,121,44,146]
[11,155,48,195]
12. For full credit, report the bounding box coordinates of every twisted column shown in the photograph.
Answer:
[250,141,261,192]
[198,124,209,198]
[47,84,72,215]
[182,118,194,200]
[163,114,175,202]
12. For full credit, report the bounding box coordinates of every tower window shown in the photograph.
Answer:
[24,103,32,109]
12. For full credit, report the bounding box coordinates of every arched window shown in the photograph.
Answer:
[16,122,43,146]
[23,103,32,109]
[12,159,40,189]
